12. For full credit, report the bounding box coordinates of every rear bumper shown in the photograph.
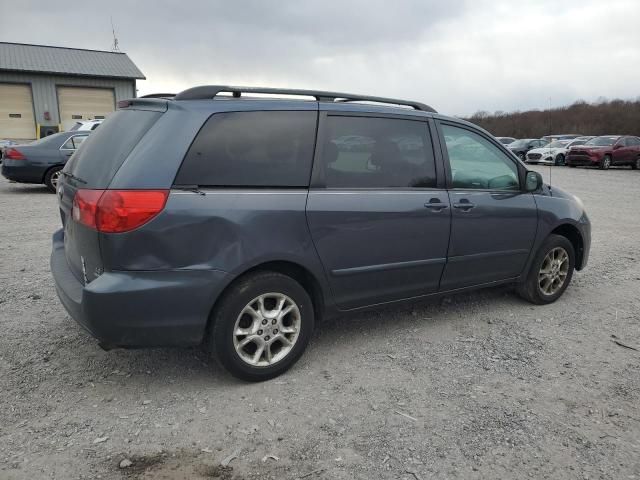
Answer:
[50,229,229,348]
[1,163,45,183]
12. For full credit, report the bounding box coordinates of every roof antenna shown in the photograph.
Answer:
[547,96,553,193]
[110,17,120,52]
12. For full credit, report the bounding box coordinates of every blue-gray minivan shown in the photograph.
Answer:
[51,86,590,381]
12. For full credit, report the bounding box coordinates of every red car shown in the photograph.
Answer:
[566,135,640,170]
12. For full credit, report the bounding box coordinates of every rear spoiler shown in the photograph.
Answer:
[117,98,168,113]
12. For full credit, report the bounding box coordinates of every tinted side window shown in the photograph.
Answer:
[320,116,436,188]
[175,111,316,187]
[629,137,640,146]
[442,124,520,191]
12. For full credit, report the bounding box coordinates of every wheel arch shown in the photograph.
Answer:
[550,223,585,270]
[205,260,328,338]
[42,164,64,184]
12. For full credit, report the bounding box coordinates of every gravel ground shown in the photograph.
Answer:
[0,166,639,480]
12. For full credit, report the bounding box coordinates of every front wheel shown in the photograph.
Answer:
[208,271,314,381]
[632,157,640,170]
[600,155,611,170]
[517,234,575,305]
[555,154,565,166]
[518,152,526,161]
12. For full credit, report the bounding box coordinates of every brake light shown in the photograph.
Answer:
[4,148,25,160]
[72,189,168,233]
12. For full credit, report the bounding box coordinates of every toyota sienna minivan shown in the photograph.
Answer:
[51,86,591,381]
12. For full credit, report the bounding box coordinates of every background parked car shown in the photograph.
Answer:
[496,136,516,145]
[1,131,90,191]
[0,139,18,163]
[508,138,549,160]
[526,136,595,166]
[541,134,583,143]
[566,135,640,170]
[68,119,103,132]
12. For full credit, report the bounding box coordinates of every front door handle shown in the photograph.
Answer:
[453,200,475,211]
[424,198,449,211]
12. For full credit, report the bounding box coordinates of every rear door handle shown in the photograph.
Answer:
[453,201,475,211]
[424,198,449,211]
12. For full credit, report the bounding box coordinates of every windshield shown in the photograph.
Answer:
[509,139,529,147]
[586,136,618,146]
[547,141,568,148]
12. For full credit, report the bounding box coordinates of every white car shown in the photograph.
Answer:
[67,119,103,132]
[526,137,594,166]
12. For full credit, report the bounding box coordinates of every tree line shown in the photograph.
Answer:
[463,98,640,138]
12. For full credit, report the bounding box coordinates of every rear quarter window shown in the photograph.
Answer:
[66,110,162,188]
[174,111,317,187]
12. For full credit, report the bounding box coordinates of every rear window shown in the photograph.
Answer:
[66,109,162,188]
[174,111,317,187]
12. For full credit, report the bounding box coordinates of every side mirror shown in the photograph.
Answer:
[525,171,543,192]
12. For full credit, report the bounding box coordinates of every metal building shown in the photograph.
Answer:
[0,42,145,140]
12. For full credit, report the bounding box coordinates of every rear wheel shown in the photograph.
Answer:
[600,155,611,170]
[517,234,575,305]
[208,271,314,381]
[44,166,63,193]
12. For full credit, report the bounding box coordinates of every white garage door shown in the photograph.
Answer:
[0,84,36,140]
[58,87,115,130]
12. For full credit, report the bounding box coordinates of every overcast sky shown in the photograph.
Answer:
[2,0,639,115]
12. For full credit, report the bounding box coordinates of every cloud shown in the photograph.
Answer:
[2,0,639,115]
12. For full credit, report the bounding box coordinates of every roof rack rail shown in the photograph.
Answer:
[139,93,176,99]
[173,85,436,113]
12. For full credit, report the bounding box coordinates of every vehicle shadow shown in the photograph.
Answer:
[3,184,52,194]
[94,285,518,387]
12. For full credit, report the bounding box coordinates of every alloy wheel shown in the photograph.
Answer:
[538,247,569,296]
[233,293,301,367]
[51,170,62,189]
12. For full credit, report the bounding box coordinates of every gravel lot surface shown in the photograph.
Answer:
[1,166,639,480]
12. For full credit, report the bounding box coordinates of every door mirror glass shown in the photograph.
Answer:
[525,171,543,192]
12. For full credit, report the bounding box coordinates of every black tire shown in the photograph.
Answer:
[517,152,526,161]
[555,154,565,166]
[517,234,575,305]
[600,155,611,170]
[632,157,640,170]
[208,271,314,382]
[44,166,63,193]
[569,164,576,168]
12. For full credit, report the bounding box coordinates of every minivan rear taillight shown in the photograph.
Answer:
[72,189,168,233]
[4,148,25,160]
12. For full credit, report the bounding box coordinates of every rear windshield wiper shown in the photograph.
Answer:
[61,171,87,184]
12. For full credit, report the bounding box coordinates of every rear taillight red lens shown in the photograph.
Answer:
[72,190,103,230]
[4,148,25,160]
[72,189,168,233]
